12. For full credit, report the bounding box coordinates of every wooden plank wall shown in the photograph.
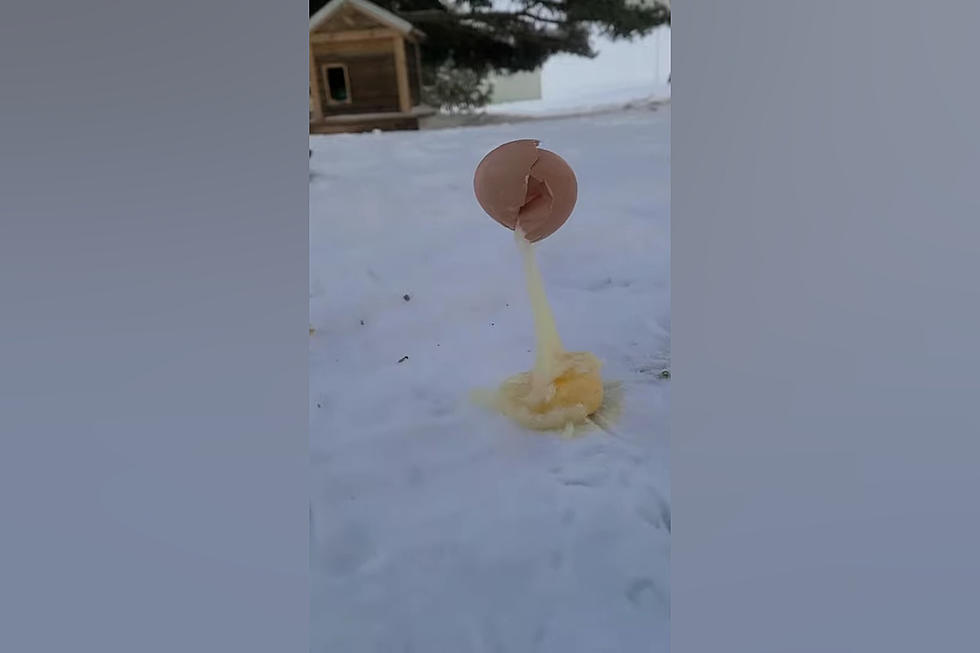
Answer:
[405,41,421,107]
[312,40,400,115]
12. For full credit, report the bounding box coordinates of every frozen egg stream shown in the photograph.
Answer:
[486,228,604,432]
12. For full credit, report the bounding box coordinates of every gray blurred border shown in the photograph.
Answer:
[5,0,980,650]
[673,1,980,651]
[0,2,309,651]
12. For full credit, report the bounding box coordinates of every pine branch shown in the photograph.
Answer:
[516,11,564,26]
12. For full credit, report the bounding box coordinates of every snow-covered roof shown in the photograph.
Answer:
[310,0,415,35]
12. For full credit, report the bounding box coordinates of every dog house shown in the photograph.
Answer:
[310,0,433,134]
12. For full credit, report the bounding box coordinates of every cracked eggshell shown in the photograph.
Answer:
[473,139,578,243]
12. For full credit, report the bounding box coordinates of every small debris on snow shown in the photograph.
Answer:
[360,320,365,326]
[660,370,670,379]
[403,294,411,302]
[398,356,409,364]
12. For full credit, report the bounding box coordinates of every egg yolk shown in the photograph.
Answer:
[495,351,604,431]
[490,228,604,432]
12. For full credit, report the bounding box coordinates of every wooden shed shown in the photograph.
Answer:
[310,0,433,134]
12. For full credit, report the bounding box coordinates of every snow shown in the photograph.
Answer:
[310,105,670,652]
[539,27,671,99]
[488,27,671,117]
[487,80,670,117]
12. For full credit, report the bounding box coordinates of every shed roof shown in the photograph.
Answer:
[310,0,418,36]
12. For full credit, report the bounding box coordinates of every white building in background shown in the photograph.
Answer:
[485,68,543,104]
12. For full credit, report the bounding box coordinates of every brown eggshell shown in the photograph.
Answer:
[473,140,578,243]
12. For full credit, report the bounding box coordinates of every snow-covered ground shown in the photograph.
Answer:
[487,80,670,117]
[310,105,670,652]
[488,27,671,116]
[541,27,671,94]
